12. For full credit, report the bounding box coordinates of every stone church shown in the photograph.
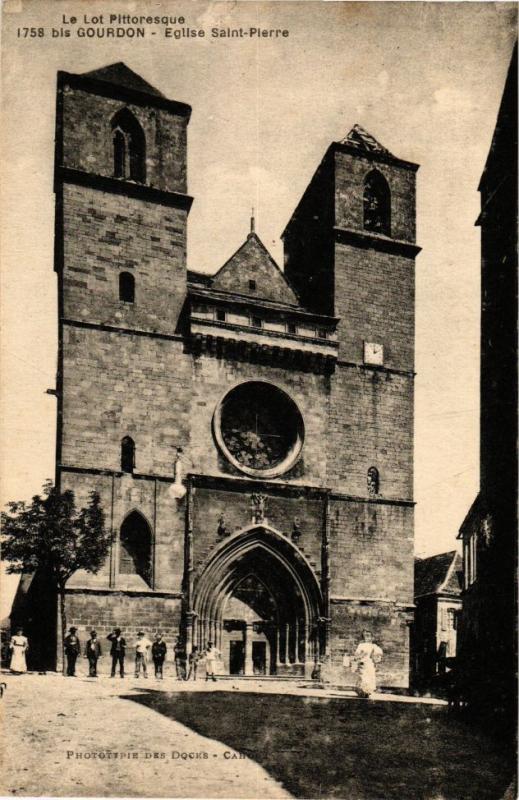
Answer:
[46,62,419,685]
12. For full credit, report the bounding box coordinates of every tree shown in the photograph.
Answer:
[1,480,109,672]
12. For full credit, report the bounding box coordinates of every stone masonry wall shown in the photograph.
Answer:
[333,243,415,370]
[329,498,414,604]
[61,185,187,333]
[60,85,188,194]
[61,330,191,475]
[64,591,182,664]
[327,367,413,499]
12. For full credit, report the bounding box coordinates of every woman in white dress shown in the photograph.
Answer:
[204,641,220,682]
[353,630,382,697]
[9,628,29,674]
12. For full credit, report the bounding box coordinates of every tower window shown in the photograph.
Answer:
[111,108,146,183]
[251,316,262,329]
[121,436,135,473]
[367,466,380,497]
[249,279,257,291]
[216,308,226,322]
[119,510,152,585]
[363,170,391,236]
[287,322,297,335]
[119,272,135,303]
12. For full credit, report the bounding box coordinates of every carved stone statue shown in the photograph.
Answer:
[367,466,380,497]
[250,493,267,524]
[291,517,302,543]
[217,514,229,538]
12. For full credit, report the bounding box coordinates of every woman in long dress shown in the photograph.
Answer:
[9,628,29,674]
[353,630,382,697]
[204,641,220,682]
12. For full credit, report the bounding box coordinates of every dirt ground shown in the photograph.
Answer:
[1,671,514,799]
[1,672,291,798]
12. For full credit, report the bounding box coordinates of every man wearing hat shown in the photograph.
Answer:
[64,626,81,677]
[107,628,126,678]
[85,630,102,677]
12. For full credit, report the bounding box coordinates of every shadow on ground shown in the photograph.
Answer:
[123,689,513,800]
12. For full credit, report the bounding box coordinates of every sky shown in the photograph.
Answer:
[1,1,517,616]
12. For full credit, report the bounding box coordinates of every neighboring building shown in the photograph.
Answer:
[457,44,517,724]
[20,62,421,685]
[411,551,462,691]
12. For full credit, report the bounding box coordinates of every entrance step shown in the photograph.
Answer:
[215,675,311,682]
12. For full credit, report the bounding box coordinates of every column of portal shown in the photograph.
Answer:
[285,622,290,664]
[294,618,300,664]
[244,623,254,676]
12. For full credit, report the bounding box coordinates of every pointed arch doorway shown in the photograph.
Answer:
[191,525,324,677]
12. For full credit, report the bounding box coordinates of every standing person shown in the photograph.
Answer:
[151,633,167,679]
[9,628,28,674]
[353,630,383,698]
[204,641,220,683]
[85,630,102,677]
[64,627,81,677]
[173,637,186,681]
[107,628,126,678]
[186,646,200,681]
[134,631,152,678]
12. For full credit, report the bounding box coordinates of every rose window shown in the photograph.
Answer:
[214,382,304,478]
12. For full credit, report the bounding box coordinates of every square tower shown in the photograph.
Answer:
[283,125,420,684]
[54,64,194,652]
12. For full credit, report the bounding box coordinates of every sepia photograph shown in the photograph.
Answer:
[0,2,517,798]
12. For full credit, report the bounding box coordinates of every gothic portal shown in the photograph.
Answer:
[50,63,419,686]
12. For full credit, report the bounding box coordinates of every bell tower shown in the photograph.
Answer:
[283,124,420,686]
[55,62,192,338]
[53,63,193,601]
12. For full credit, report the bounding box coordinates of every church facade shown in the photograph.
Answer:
[53,63,419,686]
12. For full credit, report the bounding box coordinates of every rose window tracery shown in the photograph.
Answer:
[214,382,304,478]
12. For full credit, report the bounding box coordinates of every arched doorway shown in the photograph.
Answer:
[192,525,323,677]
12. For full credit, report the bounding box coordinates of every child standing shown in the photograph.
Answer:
[134,631,152,678]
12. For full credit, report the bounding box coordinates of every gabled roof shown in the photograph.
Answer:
[339,123,394,157]
[82,62,165,98]
[415,551,463,598]
[211,232,300,306]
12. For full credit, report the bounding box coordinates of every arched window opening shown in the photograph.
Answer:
[111,108,146,183]
[367,466,380,497]
[121,436,135,473]
[119,272,135,303]
[363,170,391,236]
[113,129,126,179]
[119,511,152,585]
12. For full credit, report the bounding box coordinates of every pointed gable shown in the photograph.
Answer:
[415,551,462,598]
[82,62,165,98]
[211,233,299,305]
[340,124,393,157]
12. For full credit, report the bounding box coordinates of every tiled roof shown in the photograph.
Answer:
[415,551,462,598]
[340,124,393,156]
[82,62,165,98]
